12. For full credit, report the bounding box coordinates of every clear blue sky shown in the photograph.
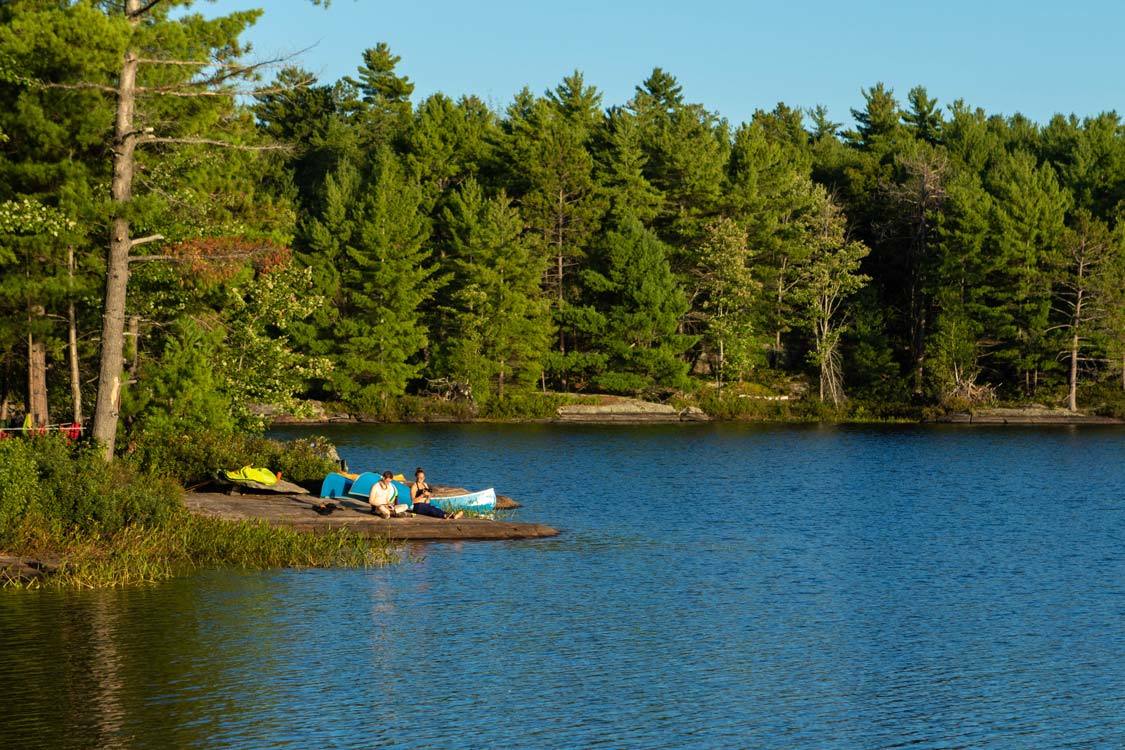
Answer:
[204,0,1124,126]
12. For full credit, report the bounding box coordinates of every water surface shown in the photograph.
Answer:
[3,424,1124,749]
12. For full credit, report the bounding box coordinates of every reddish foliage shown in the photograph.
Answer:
[161,238,291,284]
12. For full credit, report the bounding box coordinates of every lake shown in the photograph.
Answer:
[2,424,1124,749]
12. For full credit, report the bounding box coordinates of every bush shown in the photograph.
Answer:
[127,426,339,485]
[480,392,569,420]
[0,435,182,542]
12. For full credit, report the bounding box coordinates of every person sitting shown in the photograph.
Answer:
[369,471,409,518]
[410,467,464,520]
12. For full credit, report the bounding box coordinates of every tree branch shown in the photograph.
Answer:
[129,234,164,248]
[136,58,211,66]
[129,253,262,264]
[139,135,291,151]
[129,0,167,18]
[40,82,117,94]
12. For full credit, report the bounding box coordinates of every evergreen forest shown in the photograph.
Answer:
[3,1,1124,451]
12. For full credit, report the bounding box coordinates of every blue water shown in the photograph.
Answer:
[2,424,1124,749]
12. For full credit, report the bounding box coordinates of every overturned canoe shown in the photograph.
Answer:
[433,487,497,515]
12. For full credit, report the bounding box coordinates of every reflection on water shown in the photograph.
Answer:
[2,424,1125,749]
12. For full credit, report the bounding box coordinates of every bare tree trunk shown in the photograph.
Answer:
[1067,286,1084,413]
[773,258,787,368]
[717,338,724,388]
[498,360,505,401]
[27,331,48,427]
[911,303,926,396]
[68,247,82,423]
[91,5,141,460]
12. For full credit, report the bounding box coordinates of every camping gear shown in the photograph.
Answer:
[223,466,279,486]
[218,466,309,495]
[433,487,497,516]
[319,472,354,499]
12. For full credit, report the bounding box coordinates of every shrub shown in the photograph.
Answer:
[0,435,182,543]
[480,392,567,420]
[127,427,339,485]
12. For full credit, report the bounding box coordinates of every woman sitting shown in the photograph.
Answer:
[411,467,464,520]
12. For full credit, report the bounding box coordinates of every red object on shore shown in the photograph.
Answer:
[65,422,82,440]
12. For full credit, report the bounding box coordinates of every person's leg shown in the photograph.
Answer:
[371,503,392,518]
[411,502,446,518]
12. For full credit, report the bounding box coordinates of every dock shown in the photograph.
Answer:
[184,488,558,541]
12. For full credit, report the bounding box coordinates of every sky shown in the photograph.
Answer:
[202,0,1125,127]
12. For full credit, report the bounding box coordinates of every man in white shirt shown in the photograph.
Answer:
[369,471,408,518]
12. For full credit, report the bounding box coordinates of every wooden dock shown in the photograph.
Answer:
[184,489,559,541]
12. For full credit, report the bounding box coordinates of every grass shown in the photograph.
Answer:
[4,511,400,590]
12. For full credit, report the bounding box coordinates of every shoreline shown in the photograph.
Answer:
[260,396,1123,428]
[184,489,558,541]
[268,413,1125,428]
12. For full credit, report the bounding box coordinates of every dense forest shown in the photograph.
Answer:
[2,1,1124,449]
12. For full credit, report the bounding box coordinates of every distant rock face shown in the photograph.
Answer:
[555,398,711,423]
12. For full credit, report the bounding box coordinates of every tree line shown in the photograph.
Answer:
[1,2,1123,454]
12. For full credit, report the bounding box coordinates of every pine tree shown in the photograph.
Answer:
[629,68,727,250]
[725,122,818,368]
[441,180,551,402]
[987,150,1070,395]
[406,93,497,213]
[1056,210,1119,411]
[330,149,437,408]
[504,95,604,369]
[596,108,663,224]
[932,169,995,401]
[846,82,902,148]
[347,42,415,146]
[546,70,603,137]
[0,199,81,425]
[808,105,842,141]
[583,215,694,393]
[903,86,943,144]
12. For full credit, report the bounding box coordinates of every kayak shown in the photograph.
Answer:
[432,487,497,515]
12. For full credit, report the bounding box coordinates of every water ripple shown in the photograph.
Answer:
[2,424,1124,749]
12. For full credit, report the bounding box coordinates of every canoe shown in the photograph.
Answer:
[433,487,497,515]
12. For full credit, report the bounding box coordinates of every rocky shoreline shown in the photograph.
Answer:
[184,487,557,541]
[933,407,1124,425]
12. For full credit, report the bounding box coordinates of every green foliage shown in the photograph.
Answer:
[696,217,763,382]
[127,428,338,485]
[122,319,238,436]
[3,4,1125,429]
[217,262,333,420]
[0,436,181,542]
[583,215,694,394]
[440,179,551,404]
